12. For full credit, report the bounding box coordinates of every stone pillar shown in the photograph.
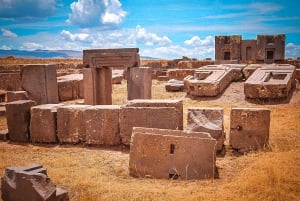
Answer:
[127,67,152,100]
[83,68,112,105]
[21,64,58,104]
[5,100,36,142]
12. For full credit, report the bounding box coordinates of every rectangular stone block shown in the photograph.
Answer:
[187,107,225,152]
[6,91,28,102]
[129,127,216,180]
[57,74,83,101]
[124,99,183,130]
[0,129,8,141]
[244,64,296,99]
[30,104,63,143]
[84,105,121,145]
[120,107,180,145]
[127,67,152,100]
[83,68,112,105]
[5,100,36,142]
[229,108,270,153]
[21,64,59,104]
[57,105,90,143]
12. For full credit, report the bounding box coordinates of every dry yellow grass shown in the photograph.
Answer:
[0,77,300,200]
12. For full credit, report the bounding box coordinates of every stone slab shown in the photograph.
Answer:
[120,107,180,145]
[84,105,121,145]
[229,107,270,153]
[165,79,185,92]
[129,127,216,180]
[57,74,83,101]
[5,100,36,142]
[30,104,63,143]
[6,91,28,102]
[127,67,152,100]
[57,105,90,143]
[187,107,225,151]
[21,64,59,104]
[1,164,69,201]
[0,129,8,141]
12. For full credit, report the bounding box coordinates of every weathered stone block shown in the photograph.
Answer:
[0,129,8,141]
[21,64,58,104]
[57,105,90,143]
[127,67,152,100]
[187,107,225,152]
[1,164,69,201]
[129,127,216,180]
[57,74,83,101]
[84,105,120,145]
[5,100,36,142]
[120,107,180,145]
[30,104,63,143]
[165,79,185,92]
[6,91,28,102]
[229,108,270,153]
[125,99,183,130]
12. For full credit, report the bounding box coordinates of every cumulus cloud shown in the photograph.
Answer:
[285,43,300,58]
[67,0,127,28]
[0,45,11,50]
[1,28,18,38]
[21,42,44,50]
[0,0,56,19]
[184,36,214,46]
[60,30,90,42]
[134,25,172,46]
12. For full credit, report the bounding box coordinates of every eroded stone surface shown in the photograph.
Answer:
[229,107,270,153]
[165,79,185,92]
[6,91,28,102]
[129,127,216,180]
[57,74,83,101]
[127,67,152,100]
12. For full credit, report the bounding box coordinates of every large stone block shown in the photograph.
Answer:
[21,64,59,104]
[165,79,185,92]
[1,164,69,201]
[5,100,36,142]
[120,107,180,145]
[127,67,152,100]
[57,105,90,143]
[6,91,28,102]
[30,104,63,143]
[187,107,225,152]
[84,105,121,145]
[57,74,83,101]
[229,108,270,153]
[129,127,216,180]
[124,99,183,130]
[83,68,112,105]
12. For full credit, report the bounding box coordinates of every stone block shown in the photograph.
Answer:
[165,79,185,92]
[83,68,112,105]
[120,107,180,145]
[57,74,83,101]
[127,67,152,100]
[242,64,263,79]
[244,64,295,99]
[167,69,195,80]
[6,91,28,102]
[0,129,8,141]
[57,105,90,143]
[229,108,270,153]
[30,104,63,143]
[187,107,225,152]
[84,105,121,145]
[5,100,36,142]
[21,64,59,104]
[125,99,183,130]
[1,164,69,201]
[129,127,216,180]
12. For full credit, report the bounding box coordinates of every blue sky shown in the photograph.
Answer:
[0,0,300,59]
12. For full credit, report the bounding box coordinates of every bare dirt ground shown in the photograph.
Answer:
[0,77,300,201]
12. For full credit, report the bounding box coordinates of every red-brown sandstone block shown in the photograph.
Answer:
[84,105,120,145]
[30,104,63,143]
[6,91,28,102]
[5,100,36,142]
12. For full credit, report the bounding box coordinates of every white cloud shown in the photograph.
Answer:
[60,30,90,42]
[21,42,44,50]
[134,25,172,46]
[0,0,56,19]
[285,43,300,58]
[0,45,11,50]
[1,28,18,38]
[67,0,127,28]
[184,36,214,46]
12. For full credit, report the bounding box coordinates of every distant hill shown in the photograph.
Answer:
[0,49,159,60]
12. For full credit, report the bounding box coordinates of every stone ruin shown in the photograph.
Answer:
[129,127,216,180]
[1,164,69,201]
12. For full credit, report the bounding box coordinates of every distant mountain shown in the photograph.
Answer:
[0,49,160,60]
[0,49,82,58]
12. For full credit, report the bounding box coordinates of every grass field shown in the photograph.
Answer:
[0,73,299,200]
